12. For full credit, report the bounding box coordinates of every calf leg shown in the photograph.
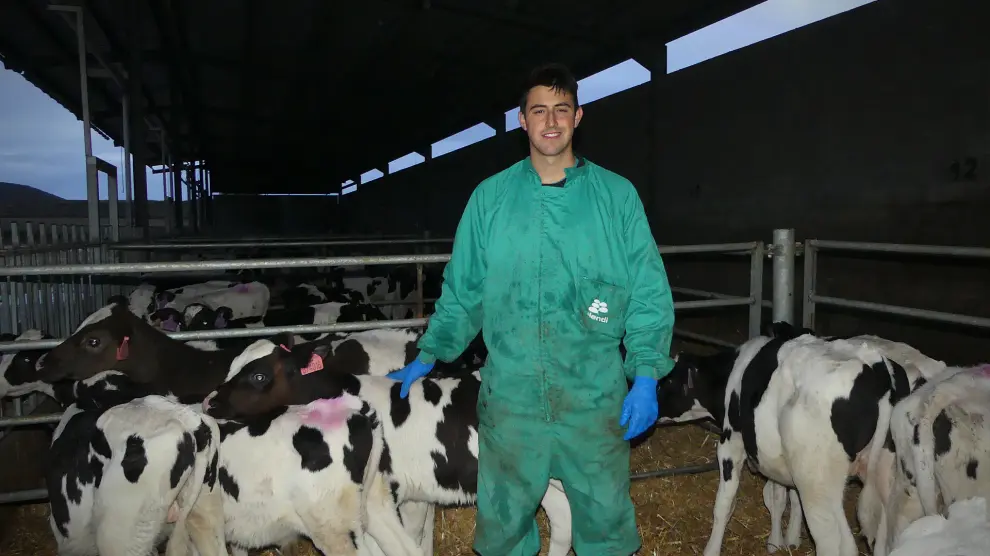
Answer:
[784,487,803,549]
[301,497,364,556]
[542,479,573,556]
[763,481,787,553]
[780,413,857,556]
[702,430,746,556]
[362,475,424,556]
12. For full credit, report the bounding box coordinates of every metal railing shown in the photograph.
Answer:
[0,233,775,503]
[802,238,990,331]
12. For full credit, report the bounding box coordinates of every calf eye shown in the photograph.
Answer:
[252,373,267,383]
[86,338,100,348]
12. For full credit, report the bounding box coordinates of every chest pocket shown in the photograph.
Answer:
[578,277,629,339]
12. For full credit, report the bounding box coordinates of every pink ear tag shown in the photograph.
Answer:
[116,336,130,361]
[301,353,324,375]
[279,344,291,353]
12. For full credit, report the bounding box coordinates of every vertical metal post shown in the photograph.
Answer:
[748,242,765,338]
[771,228,795,325]
[416,263,424,319]
[65,6,100,242]
[107,168,120,242]
[86,157,100,242]
[122,94,133,227]
[802,240,817,330]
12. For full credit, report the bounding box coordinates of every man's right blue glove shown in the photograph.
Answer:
[385,357,435,398]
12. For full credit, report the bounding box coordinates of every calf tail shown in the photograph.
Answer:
[360,403,386,524]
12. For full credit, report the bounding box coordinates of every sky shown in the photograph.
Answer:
[0,0,875,201]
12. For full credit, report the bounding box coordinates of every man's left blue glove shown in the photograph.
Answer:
[619,376,659,441]
[385,357,436,399]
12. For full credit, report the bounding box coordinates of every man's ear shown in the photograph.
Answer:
[574,105,583,128]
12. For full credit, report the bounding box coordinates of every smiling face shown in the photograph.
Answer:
[519,85,583,159]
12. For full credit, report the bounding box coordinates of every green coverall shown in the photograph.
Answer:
[416,156,676,555]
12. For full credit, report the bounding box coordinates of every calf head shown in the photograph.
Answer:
[149,307,184,332]
[38,302,161,383]
[151,289,177,314]
[204,336,358,421]
[0,330,56,398]
[183,304,235,330]
[656,348,737,425]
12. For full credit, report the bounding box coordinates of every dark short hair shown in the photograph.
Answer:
[519,63,579,113]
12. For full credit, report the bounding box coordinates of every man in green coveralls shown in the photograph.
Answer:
[387,63,676,555]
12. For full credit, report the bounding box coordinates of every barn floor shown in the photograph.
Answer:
[0,423,869,556]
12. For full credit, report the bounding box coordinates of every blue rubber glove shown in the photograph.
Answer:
[619,376,659,441]
[385,357,436,398]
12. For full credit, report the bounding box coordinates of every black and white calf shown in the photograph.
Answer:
[209,392,387,556]
[204,338,575,556]
[0,329,55,398]
[655,330,924,556]
[47,373,224,556]
[862,363,990,555]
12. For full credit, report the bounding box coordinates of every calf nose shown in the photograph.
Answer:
[202,391,216,412]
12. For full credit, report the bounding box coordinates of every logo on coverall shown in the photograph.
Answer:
[587,299,609,323]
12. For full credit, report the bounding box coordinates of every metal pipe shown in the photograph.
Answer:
[0,413,63,427]
[122,94,133,227]
[0,317,431,352]
[109,238,457,250]
[748,243,765,338]
[810,295,990,330]
[415,263,424,319]
[0,254,453,277]
[671,286,772,309]
[802,241,817,329]
[655,241,761,255]
[674,298,753,311]
[673,328,739,349]
[772,229,795,324]
[0,488,49,504]
[808,239,990,259]
[630,461,719,481]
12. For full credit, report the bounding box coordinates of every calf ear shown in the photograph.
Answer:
[271,332,295,350]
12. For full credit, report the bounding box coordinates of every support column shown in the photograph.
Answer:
[122,94,133,228]
[127,0,149,238]
[772,228,796,325]
[173,160,184,233]
[63,5,98,242]
[190,165,199,233]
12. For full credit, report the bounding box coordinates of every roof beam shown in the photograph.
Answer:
[14,2,121,139]
[85,2,176,146]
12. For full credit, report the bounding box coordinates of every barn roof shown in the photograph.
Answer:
[0,0,760,194]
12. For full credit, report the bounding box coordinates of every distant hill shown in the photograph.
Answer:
[0,181,174,219]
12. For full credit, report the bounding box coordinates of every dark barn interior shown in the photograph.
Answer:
[0,0,988,553]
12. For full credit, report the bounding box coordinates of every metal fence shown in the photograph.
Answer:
[5,228,986,504]
[802,239,990,331]
[0,231,775,503]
